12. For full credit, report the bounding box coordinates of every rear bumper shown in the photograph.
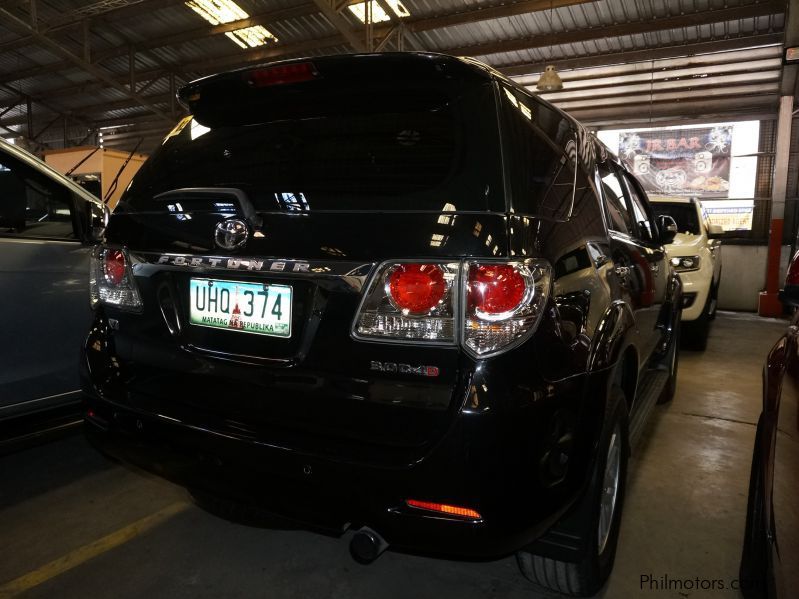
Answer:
[81,309,610,559]
[84,396,560,558]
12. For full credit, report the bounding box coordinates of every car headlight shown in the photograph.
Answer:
[670,255,701,272]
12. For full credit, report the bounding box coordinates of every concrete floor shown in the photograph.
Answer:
[0,311,787,599]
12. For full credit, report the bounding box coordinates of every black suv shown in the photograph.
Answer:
[82,53,681,596]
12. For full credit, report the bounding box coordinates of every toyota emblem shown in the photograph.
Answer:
[214,218,249,251]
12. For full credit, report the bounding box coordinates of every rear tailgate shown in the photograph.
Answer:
[103,211,509,465]
[99,55,508,465]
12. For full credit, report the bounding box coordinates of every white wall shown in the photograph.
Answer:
[717,245,792,311]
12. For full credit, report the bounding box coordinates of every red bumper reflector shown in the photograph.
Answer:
[406,499,482,520]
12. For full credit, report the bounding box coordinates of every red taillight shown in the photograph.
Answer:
[468,264,526,314]
[787,251,799,286]
[388,264,446,314]
[246,62,317,87]
[103,249,126,285]
[406,499,482,520]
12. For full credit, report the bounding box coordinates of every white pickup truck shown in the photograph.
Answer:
[650,196,723,350]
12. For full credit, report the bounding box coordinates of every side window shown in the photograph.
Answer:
[0,154,76,240]
[499,86,576,220]
[597,161,633,234]
[622,172,655,243]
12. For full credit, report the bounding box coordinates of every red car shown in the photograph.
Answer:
[739,252,799,598]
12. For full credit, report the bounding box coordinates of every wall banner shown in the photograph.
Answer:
[618,126,733,198]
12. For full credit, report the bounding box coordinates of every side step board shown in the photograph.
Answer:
[628,367,669,446]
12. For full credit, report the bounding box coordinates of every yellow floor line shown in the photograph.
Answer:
[0,501,190,598]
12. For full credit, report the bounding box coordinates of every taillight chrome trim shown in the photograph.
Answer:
[90,245,144,313]
[351,258,552,357]
[460,259,552,359]
[350,259,460,347]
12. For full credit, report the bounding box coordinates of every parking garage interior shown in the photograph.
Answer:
[1,1,798,598]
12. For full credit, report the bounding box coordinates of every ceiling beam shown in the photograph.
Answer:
[554,82,780,112]
[0,0,598,85]
[536,71,782,103]
[0,0,183,54]
[526,57,784,90]
[23,60,779,124]
[19,30,785,109]
[0,0,783,91]
[0,6,174,124]
[568,94,779,125]
[91,3,317,63]
[374,0,424,51]
[406,0,593,33]
[446,1,782,57]
[311,0,366,51]
[501,33,785,76]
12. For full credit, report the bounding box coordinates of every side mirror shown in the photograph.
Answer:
[87,201,110,242]
[657,214,678,245]
[707,223,724,239]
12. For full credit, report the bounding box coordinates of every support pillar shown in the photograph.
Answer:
[759,94,794,316]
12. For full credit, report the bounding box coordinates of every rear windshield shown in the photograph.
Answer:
[119,82,504,213]
[653,202,700,234]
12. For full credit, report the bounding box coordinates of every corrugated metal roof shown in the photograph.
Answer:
[0,0,788,153]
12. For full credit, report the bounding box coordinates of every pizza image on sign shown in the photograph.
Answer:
[618,126,732,199]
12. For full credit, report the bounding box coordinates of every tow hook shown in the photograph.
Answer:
[349,526,389,564]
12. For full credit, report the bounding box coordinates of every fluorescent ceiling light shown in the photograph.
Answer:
[185,0,246,24]
[348,0,410,24]
[225,25,276,49]
[185,0,277,48]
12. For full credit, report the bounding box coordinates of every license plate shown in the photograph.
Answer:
[189,278,292,338]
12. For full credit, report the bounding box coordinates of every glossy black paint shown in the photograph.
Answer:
[82,53,681,558]
[740,306,799,598]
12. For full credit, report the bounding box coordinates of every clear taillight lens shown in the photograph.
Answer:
[353,261,459,343]
[353,259,551,356]
[462,260,551,358]
[90,246,142,311]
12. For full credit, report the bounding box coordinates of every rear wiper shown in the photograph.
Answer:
[153,187,263,229]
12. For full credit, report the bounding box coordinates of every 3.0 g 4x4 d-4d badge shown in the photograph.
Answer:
[214,218,249,250]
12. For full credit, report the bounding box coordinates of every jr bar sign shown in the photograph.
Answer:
[618,126,733,198]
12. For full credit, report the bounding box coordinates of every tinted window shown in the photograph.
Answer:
[121,83,504,213]
[654,202,700,235]
[500,86,579,219]
[597,162,632,234]
[0,154,75,239]
[623,173,655,243]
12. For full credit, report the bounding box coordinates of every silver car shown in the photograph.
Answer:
[0,138,107,426]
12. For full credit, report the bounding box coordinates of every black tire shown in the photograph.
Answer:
[657,316,680,404]
[708,280,719,321]
[683,294,711,351]
[517,387,630,597]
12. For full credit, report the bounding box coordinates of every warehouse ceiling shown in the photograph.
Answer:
[0,0,792,154]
